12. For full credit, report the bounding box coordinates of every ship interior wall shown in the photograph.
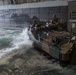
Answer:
[68,1,76,33]
[0,6,68,28]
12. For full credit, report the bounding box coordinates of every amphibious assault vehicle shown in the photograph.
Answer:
[28,20,76,66]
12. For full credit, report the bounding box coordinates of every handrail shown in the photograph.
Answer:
[1,0,74,5]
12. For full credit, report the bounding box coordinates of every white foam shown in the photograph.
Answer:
[12,28,33,48]
[0,28,33,58]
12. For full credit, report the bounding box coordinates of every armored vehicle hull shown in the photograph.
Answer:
[28,27,76,66]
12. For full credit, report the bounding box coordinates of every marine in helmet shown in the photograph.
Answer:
[52,15,59,25]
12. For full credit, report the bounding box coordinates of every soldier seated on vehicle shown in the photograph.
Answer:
[52,15,59,25]
[58,18,63,30]
[32,20,38,28]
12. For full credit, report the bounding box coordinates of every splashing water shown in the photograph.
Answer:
[12,28,33,48]
[0,28,76,75]
[0,28,33,58]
